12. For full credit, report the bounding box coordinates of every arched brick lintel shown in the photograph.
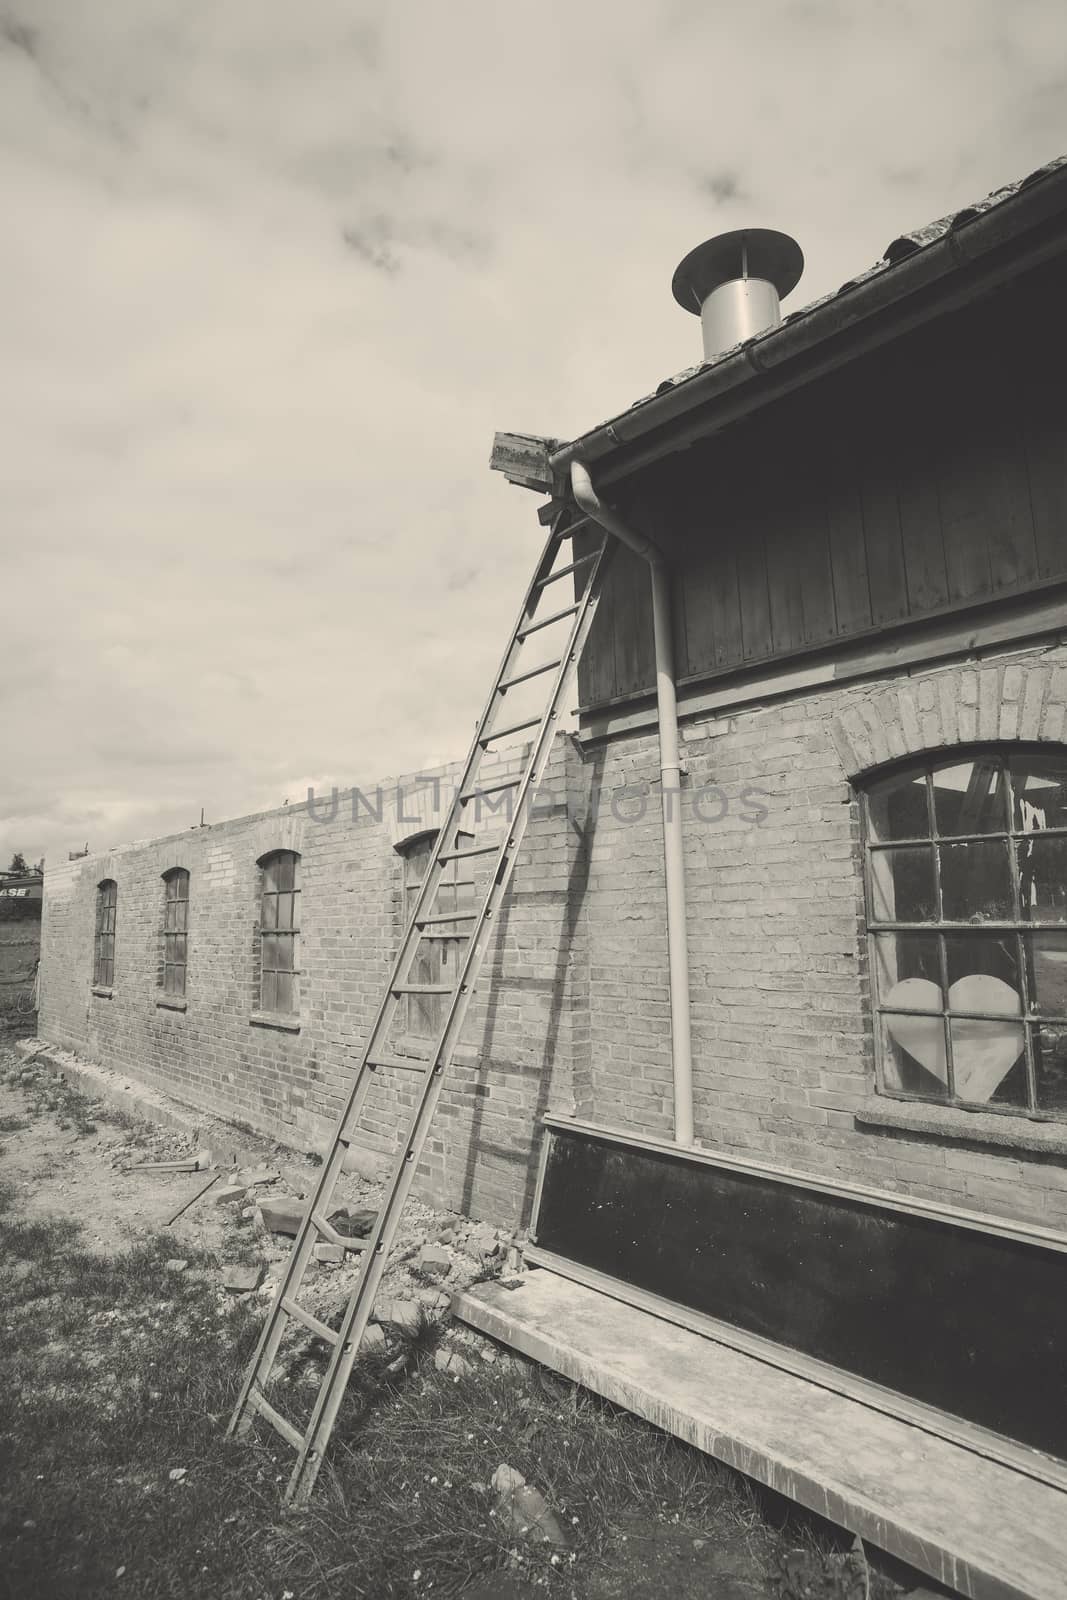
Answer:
[827,658,1067,783]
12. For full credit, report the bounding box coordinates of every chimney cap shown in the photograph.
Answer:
[672,227,804,316]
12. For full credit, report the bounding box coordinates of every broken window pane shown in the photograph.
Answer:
[1032,1023,1067,1115]
[1016,836,1067,923]
[1012,756,1067,832]
[1025,932,1067,1016]
[931,758,1008,838]
[939,840,1012,922]
[866,771,929,844]
[869,846,936,922]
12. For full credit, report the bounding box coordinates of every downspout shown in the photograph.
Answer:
[570,460,694,1148]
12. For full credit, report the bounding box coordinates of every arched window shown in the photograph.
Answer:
[395,829,475,1040]
[258,850,300,1015]
[94,880,117,988]
[862,748,1067,1121]
[161,868,190,998]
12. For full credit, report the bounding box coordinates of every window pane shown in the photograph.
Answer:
[262,933,277,971]
[1032,1024,1067,1116]
[881,1012,948,1096]
[1016,836,1067,923]
[275,933,294,972]
[873,932,940,998]
[164,963,177,995]
[275,970,294,1013]
[1026,932,1067,1016]
[944,933,1020,1002]
[870,846,936,922]
[931,758,1007,838]
[261,894,278,931]
[274,853,295,892]
[939,840,1013,921]
[172,934,187,966]
[261,970,277,1011]
[1012,756,1067,832]
[276,892,294,930]
[866,772,929,843]
[950,1017,1025,1105]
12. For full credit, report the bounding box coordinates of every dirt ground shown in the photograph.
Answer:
[0,1034,909,1600]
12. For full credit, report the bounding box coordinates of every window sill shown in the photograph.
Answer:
[91,985,114,999]
[249,1012,301,1034]
[856,1098,1067,1159]
[156,996,187,1013]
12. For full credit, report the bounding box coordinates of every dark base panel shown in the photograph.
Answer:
[533,1127,1067,1461]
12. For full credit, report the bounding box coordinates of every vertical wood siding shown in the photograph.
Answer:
[577,266,1067,710]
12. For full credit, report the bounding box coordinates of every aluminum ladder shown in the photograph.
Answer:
[228,514,613,1504]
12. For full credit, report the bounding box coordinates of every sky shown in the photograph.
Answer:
[2,1,1065,867]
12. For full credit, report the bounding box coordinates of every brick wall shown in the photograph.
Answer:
[38,639,1067,1235]
[37,744,584,1228]
[571,640,1067,1233]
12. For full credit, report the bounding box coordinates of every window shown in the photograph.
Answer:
[161,868,190,997]
[94,879,117,988]
[397,830,475,1040]
[258,851,300,1015]
[863,749,1067,1120]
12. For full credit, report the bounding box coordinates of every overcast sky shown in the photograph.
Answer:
[2,1,1064,867]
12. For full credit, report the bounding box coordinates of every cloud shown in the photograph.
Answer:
[1,0,1064,863]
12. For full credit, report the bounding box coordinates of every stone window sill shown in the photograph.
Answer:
[156,996,187,1013]
[249,1011,301,1034]
[91,985,113,999]
[856,1098,1067,1159]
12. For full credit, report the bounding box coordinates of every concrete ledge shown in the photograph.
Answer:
[17,1038,209,1140]
[855,1099,1067,1159]
[455,1269,1067,1600]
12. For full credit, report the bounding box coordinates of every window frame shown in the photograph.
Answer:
[161,868,190,999]
[395,828,475,1042]
[861,746,1067,1122]
[94,879,117,988]
[257,850,301,1017]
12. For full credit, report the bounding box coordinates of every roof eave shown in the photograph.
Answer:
[547,160,1067,495]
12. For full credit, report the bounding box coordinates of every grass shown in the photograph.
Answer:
[0,1147,907,1600]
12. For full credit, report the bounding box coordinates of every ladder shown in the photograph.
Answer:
[228,513,613,1504]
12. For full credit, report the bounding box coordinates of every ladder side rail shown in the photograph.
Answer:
[339,517,571,1077]
[230,520,572,1439]
[285,534,614,1502]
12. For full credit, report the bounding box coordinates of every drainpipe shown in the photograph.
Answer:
[570,460,694,1148]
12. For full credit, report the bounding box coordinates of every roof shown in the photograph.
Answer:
[492,154,1067,502]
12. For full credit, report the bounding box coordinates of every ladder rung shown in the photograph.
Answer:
[249,1388,304,1452]
[517,602,581,639]
[391,983,453,995]
[282,1296,340,1346]
[368,1055,431,1073]
[310,1211,366,1250]
[499,658,562,692]
[460,774,521,802]
[481,715,541,745]
[415,910,477,926]
[534,552,598,588]
[439,843,498,863]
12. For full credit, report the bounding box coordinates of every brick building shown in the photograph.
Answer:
[36,157,1067,1511]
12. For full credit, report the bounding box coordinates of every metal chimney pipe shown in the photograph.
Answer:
[672,228,804,362]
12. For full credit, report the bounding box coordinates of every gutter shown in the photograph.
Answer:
[549,159,1067,492]
[570,460,694,1148]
